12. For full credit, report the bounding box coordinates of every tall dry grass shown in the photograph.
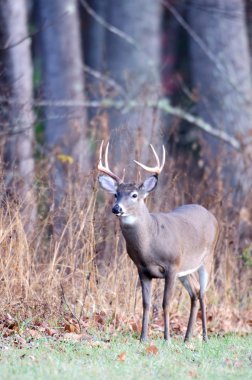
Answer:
[0,144,251,335]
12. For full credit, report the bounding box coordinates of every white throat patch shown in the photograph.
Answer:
[121,215,137,225]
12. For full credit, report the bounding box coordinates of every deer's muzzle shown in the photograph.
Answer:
[112,203,123,216]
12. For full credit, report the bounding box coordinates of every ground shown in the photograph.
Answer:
[0,333,251,380]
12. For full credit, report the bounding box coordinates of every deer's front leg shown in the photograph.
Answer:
[163,268,176,341]
[139,271,152,342]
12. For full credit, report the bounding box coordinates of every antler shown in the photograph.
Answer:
[98,140,123,183]
[134,144,166,176]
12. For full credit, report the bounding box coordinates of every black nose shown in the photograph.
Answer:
[112,204,122,215]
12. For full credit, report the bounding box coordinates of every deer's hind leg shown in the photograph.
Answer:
[198,265,209,342]
[179,275,198,342]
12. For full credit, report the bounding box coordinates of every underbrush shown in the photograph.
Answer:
[0,148,251,336]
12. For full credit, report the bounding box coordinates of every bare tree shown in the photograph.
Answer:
[81,0,162,174]
[37,0,90,202]
[105,0,162,171]
[188,0,252,189]
[0,0,36,230]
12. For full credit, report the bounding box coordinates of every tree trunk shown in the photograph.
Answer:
[0,0,36,231]
[188,0,252,189]
[103,0,162,176]
[37,0,90,202]
[246,0,252,72]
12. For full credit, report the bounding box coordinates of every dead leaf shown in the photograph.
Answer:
[13,336,26,349]
[224,358,233,367]
[25,328,43,339]
[188,370,198,378]
[94,312,106,325]
[130,321,142,333]
[3,328,15,338]
[117,351,126,362]
[45,328,58,337]
[146,342,158,355]
[64,323,79,333]
[57,154,74,164]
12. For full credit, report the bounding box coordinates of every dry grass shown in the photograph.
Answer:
[0,146,251,337]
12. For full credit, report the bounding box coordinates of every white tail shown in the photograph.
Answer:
[98,141,219,342]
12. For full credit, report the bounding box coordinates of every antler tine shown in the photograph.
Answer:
[150,144,160,168]
[104,141,110,171]
[97,140,122,183]
[134,144,166,176]
[160,145,166,172]
[98,140,104,167]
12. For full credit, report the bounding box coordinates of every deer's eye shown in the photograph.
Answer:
[131,193,138,198]
[114,194,118,198]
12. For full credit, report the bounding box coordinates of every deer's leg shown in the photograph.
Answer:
[199,294,208,342]
[198,266,208,342]
[139,272,152,342]
[163,269,176,341]
[179,275,198,342]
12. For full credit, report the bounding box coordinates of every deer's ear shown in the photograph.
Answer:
[98,175,118,194]
[139,175,158,197]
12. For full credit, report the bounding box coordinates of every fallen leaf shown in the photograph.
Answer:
[45,328,58,337]
[25,328,43,339]
[130,321,142,333]
[224,358,233,367]
[13,336,26,349]
[146,342,158,355]
[117,351,126,362]
[188,370,198,378]
[64,323,79,333]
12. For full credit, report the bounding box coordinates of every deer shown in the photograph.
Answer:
[97,141,219,342]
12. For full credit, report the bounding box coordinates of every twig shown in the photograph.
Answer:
[0,11,68,51]
[83,65,127,98]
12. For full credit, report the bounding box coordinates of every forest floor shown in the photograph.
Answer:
[0,331,251,380]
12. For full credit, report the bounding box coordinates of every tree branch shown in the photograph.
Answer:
[0,96,240,149]
[79,0,137,47]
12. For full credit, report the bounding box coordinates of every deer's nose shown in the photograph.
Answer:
[112,203,123,215]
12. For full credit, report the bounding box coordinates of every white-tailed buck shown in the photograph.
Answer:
[98,141,219,342]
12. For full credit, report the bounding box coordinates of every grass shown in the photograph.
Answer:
[0,333,251,380]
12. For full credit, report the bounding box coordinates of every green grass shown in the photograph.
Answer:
[0,334,251,380]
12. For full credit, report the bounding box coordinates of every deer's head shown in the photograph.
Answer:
[98,141,165,220]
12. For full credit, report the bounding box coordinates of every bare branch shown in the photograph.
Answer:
[83,65,127,98]
[0,11,68,51]
[79,0,137,47]
[0,96,240,149]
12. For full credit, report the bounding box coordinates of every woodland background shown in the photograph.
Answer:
[0,0,251,337]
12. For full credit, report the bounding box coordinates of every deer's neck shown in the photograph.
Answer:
[119,203,154,255]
